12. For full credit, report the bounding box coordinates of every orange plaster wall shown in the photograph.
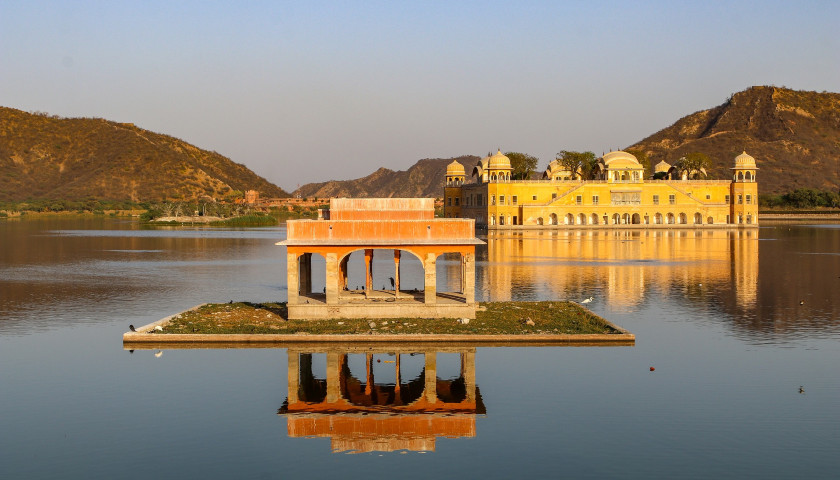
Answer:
[287,415,476,438]
[286,244,474,262]
[286,219,476,243]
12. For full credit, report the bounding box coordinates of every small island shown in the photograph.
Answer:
[123,300,633,344]
[123,198,633,346]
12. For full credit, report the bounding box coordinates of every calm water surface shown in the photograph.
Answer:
[1,218,839,479]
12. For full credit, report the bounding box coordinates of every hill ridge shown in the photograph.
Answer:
[0,107,289,202]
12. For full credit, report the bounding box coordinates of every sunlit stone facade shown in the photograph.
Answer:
[443,151,759,228]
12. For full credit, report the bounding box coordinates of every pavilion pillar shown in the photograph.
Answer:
[424,351,437,403]
[365,353,373,396]
[325,253,339,305]
[326,351,341,403]
[393,250,401,299]
[364,249,374,299]
[299,253,312,296]
[463,350,476,403]
[394,354,401,396]
[424,253,437,304]
[286,252,299,305]
[287,350,299,405]
[339,256,349,291]
[464,252,475,304]
[460,254,466,294]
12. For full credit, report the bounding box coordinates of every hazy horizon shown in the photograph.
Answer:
[2,1,838,192]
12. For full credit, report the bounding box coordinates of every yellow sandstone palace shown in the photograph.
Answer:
[443,150,758,227]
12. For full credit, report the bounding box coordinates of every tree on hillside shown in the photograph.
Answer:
[505,152,539,180]
[555,150,598,179]
[625,149,652,177]
[675,152,711,179]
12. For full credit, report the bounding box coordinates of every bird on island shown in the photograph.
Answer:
[799,386,805,394]
[581,297,594,304]
[154,350,163,358]
[389,277,395,289]
[129,324,136,332]
[800,300,805,305]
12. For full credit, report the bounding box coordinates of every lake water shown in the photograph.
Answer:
[1,218,839,479]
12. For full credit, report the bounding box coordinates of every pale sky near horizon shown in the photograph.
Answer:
[2,1,838,191]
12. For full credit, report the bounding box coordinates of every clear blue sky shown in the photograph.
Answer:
[2,0,838,190]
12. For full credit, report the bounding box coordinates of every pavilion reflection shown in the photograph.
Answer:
[479,229,759,311]
[278,345,484,454]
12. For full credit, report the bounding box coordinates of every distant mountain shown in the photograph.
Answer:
[0,107,289,202]
[293,155,480,199]
[627,86,840,195]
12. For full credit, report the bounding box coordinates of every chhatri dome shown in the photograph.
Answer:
[487,149,512,170]
[602,150,641,166]
[734,151,757,169]
[446,159,466,176]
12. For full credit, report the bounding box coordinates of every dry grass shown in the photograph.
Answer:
[157,301,621,336]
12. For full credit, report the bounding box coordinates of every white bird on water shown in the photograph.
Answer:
[581,297,594,304]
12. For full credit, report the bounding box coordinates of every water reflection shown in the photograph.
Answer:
[479,229,759,311]
[279,345,484,453]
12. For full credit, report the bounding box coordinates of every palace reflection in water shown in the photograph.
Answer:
[279,346,484,454]
[473,229,759,312]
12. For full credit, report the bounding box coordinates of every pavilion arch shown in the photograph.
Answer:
[435,252,467,301]
[738,171,744,181]
[631,213,641,224]
[612,213,621,225]
[549,213,558,225]
[654,213,663,224]
[537,217,544,225]
[590,213,599,225]
[337,248,425,297]
[694,213,703,224]
[566,213,575,225]
[578,213,587,225]
[296,253,326,298]
[340,353,426,407]
[707,216,714,224]
[745,171,752,181]
[622,213,631,224]
[679,213,688,224]
[667,213,675,224]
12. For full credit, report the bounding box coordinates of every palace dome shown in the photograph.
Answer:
[487,150,511,170]
[654,160,672,173]
[734,151,757,169]
[446,160,465,176]
[603,150,640,166]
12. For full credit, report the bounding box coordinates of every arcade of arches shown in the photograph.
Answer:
[280,345,483,453]
[279,198,483,319]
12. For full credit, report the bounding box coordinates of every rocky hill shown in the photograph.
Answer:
[0,107,289,202]
[293,155,480,199]
[627,86,840,194]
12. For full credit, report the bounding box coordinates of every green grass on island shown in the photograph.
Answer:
[156,301,622,336]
